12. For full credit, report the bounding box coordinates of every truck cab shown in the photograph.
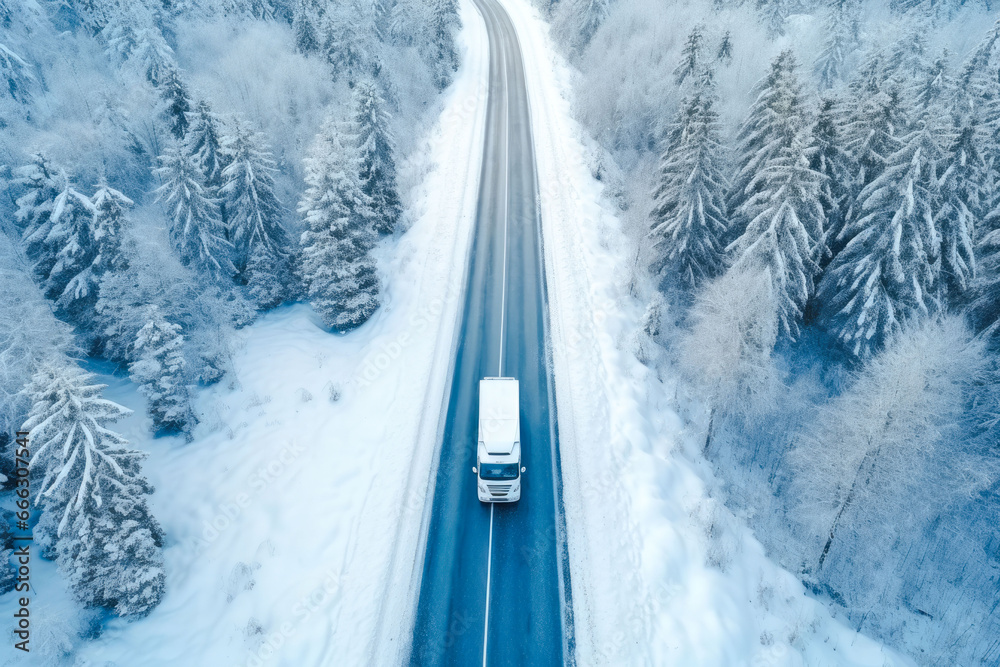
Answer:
[473,377,524,502]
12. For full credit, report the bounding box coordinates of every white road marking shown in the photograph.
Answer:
[482,501,495,667]
[496,0,510,379]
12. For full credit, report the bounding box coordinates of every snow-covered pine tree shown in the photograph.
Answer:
[100,2,175,86]
[32,175,98,303]
[729,50,813,231]
[298,118,380,331]
[972,214,1000,340]
[160,65,192,140]
[21,364,164,617]
[650,69,729,288]
[840,58,908,217]
[182,99,228,198]
[352,80,402,235]
[58,181,133,323]
[155,145,235,280]
[13,154,63,269]
[758,0,796,38]
[0,41,33,104]
[322,0,379,85]
[716,31,733,66]
[292,0,321,54]
[673,25,704,87]
[430,0,460,90]
[818,117,943,358]
[810,97,854,264]
[727,51,824,338]
[220,119,293,307]
[936,116,982,306]
[813,0,860,90]
[129,306,196,436]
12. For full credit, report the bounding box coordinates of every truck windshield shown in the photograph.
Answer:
[479,463,519,480]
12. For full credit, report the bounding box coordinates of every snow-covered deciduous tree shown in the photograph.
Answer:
[21,364,164,618]
[352,80,402,235]
[298,118,380,331]
[790,316,988,576]
[649,69,729,288]
[680,265,780,427]
[554,0,612,53]
[728,51,823,339]
[220,119,293,308]
[818,115,943,358]
[0,235,74,446]
[155,145,235,280]
[129,306,196,437]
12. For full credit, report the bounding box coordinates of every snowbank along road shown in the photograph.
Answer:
[409,0,572,665]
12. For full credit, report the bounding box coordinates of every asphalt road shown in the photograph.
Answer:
[409,0,572,665]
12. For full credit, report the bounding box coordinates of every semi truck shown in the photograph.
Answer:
[472,377,525,502]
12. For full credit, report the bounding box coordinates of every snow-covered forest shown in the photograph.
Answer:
[0,0,458,634]
[544,0,1000,663]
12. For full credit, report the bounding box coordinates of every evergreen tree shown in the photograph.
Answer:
[100,3,175,86]
[352,80,402,235]
[818,119,941,358]
[298,119,380,331]
[430,0,460,89]
[758,0,796,38]
[0,41,33,104]
[322,0,378,85]
[813,0,860,90]
[129,306,196,436]
[155,145,235,280]
[716,31,733,66]
[13,154,63,272]
[972,213,1000,340]
[673,25,704,87]
[183,100,228,189]
[292,0,320,54]
[220,119,293,306]
[936,116,982,305]
[728,117,825,339]
[33,176,98,304]
[58,182,133,323]
[810,97,854,264]
[21,364,164,617]
[160,66,192,140]
[729,51,812,231]
[650,69,729,288]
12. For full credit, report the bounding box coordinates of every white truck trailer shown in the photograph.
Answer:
[472,377,525,502]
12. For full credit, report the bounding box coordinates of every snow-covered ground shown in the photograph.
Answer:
[498,0,915,664]
[0,3,488,664]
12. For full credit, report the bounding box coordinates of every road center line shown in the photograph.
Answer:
[482,502,495,667]
[496,0,510,379]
